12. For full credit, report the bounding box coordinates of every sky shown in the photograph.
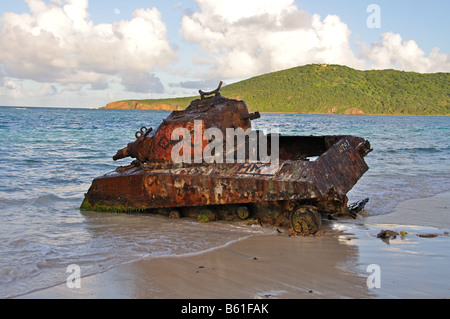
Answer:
[0,0,449,108]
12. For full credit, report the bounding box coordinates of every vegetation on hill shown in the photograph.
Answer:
[102,64,449,116]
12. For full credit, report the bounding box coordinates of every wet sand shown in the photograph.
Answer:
[19,192,450,299]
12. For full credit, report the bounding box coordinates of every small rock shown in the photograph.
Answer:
[417,233,438,238]
[377,229,399,239]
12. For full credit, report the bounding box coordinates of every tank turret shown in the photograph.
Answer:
[112,81,260,164]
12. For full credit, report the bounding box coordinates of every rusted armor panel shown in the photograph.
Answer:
[83,135,370,210]
[82,82,372,235]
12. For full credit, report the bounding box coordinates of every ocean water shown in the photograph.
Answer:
[0,106,449,298]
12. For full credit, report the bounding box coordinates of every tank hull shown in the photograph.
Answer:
[82,135,370,232]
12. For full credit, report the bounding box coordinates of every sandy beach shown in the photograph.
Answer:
[18,191,450,300]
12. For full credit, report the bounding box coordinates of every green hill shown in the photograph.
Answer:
[103,64,449,116]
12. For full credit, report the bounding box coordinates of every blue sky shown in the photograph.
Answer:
[0,0,449,108]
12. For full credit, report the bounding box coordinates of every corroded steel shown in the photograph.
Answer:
[84,135,369,209]
[81,82,372,235]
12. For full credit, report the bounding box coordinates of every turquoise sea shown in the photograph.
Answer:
[0,106,449,298]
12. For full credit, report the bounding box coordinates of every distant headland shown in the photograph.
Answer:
[101,64,449,116]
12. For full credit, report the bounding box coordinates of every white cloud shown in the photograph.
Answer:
[181,0,365,78]
[3,80,24,98]
[40,83,58,95]
[181,0,449,79]
[1,0,448,107]
[0,0,177,93]
[360,32,450,73]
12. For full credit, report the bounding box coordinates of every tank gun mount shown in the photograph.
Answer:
[199,81,223,100]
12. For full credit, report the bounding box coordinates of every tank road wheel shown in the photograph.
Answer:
[198,209,216,223]
[237,206,250,220]
[290,205,321,235]
[168,210,181,219]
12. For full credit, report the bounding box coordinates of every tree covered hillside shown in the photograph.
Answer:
[103,64,449,116]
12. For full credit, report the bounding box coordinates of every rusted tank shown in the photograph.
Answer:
[81,82,372,235]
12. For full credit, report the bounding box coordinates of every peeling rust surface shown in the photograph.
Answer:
[82,82,372,234]
[85,135,369,210]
